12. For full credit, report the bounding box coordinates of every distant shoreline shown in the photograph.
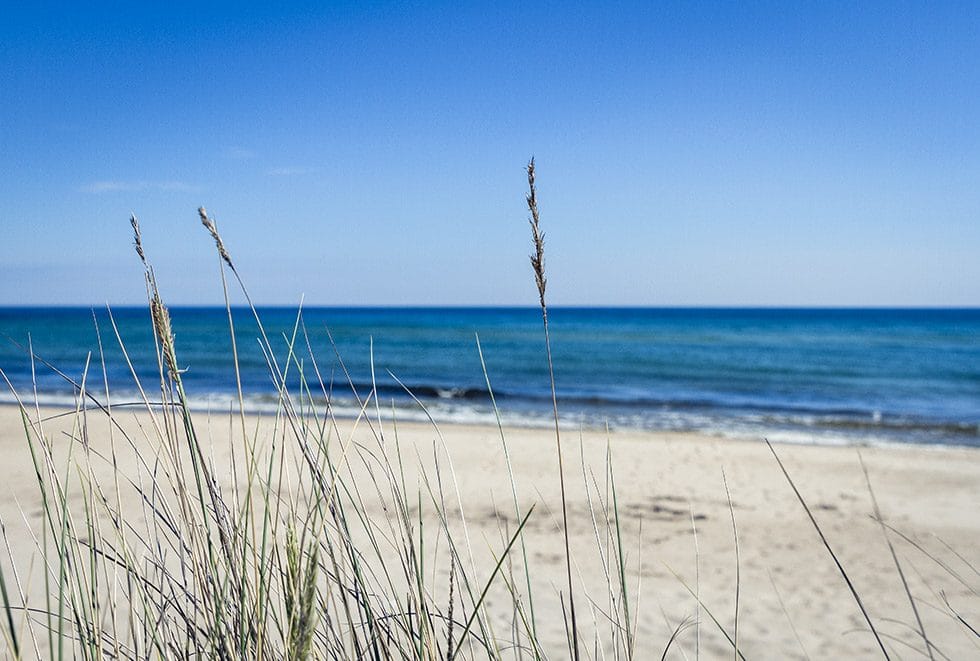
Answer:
[3,304,979,311]
[2,399,977,454]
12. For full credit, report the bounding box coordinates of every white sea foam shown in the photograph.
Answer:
[2,388,956,450]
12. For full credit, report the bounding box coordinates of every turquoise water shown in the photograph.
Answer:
[0,307,977,447]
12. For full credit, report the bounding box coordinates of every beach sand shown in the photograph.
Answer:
[0,404,977,659]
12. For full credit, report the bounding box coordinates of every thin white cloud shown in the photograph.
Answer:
[222,146,256,160]
[266,166,318,176]
[79,180,201,194]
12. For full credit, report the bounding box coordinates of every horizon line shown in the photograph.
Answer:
[1,304,978,311]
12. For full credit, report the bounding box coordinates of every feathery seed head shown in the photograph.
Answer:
[198,206,234,269]
[526,158,547,303]
[150,290,178,379]
[130,214,146,265]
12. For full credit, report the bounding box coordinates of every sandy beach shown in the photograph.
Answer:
[0,403,977,659]
[5,1,980,656]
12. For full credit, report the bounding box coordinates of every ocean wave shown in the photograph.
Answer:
[1,385,976,449]
[308,379,972,423]
[750,412,978,436]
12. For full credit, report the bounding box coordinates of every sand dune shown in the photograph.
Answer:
[0,404,977,658]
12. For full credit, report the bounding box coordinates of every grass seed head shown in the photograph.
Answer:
[150,290,178,379]
[526,157,547,305]
[198,206,234,269]
[130,214,146,265]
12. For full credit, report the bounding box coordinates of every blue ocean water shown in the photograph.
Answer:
[0,307,977,447]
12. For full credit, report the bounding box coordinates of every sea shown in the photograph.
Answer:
[0,307,977,448]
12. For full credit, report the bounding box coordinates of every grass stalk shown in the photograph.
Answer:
[526,156,580,661]
[765,440,890,660]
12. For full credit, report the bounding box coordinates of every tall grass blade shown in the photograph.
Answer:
[525,156,580,661]
[765,440,890,659]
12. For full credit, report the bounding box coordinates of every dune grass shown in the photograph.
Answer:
[0,162,976,659]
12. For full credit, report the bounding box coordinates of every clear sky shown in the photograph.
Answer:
[1,1,978,306]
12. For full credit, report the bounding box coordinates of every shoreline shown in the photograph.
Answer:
[2,399,977,453]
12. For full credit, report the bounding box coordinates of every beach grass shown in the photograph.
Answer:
[0,163,976,659]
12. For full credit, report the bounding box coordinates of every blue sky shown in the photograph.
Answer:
[1,1,978,306]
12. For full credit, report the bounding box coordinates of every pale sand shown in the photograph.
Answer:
[0,404,978,659]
